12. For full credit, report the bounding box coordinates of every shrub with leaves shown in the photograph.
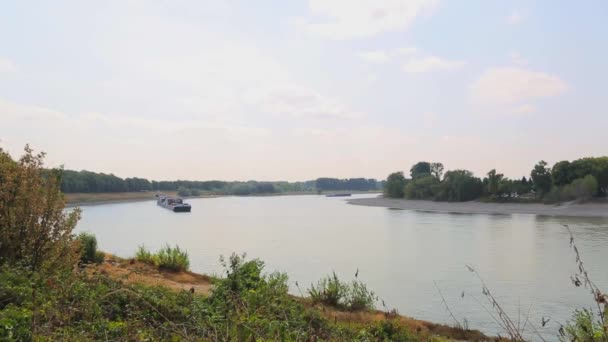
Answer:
[560,309,607,342]
[77,232,104,264]
[155,245,189,272]
[308,272,376,311]
[135,245,154,264]
[0,146,81,271]
[134,244,189,272]
[309,272,348,308]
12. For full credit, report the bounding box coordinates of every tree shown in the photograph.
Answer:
[410,162,431,179]
[177,186,191,197]
[430,163,444,179]
[435,170,483,201]
[0,146,81,271]
[486,169,504,196]
[384,172,407,198]
[404,175,439,200]
[552,160,574,186]
[531,160,552,197]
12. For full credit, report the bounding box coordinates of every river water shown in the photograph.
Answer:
[75,194,608,340]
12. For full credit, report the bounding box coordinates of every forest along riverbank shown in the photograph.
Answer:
[348,196,608,218]
[66,191,382,206]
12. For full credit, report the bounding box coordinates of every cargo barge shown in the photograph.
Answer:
[156,195,191,212]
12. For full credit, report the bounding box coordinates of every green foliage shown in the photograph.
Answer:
[77,232,104,264]
[560,308,607,342]
[135,245,190,272]
[345,279,376,311]
[410,162,432,179]
[0,146,81,271]
[405,175,440,200]
[384,172,407,198]
[486,169,504,196]
[308,272,376,311]
[0,305,32,341]
[435,170,483,202]
[190,188,201,196]
[316,178,379,191]
[309,272,348,307]
[531,160,553,197]
[135,245,154,264]
[544,175,599,203]
[229,182,278,195]
[363,319,416,341]
[177,186,190,197]
[156,245,189,272]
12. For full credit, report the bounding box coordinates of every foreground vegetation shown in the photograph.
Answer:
[2,146,606,341]
[384,158,608,203]
[0,146,484,341]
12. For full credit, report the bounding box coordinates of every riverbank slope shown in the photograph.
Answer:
[348,196,608,218]
[89,254,495,341]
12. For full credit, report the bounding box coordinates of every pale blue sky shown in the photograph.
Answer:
[1,1,606,181]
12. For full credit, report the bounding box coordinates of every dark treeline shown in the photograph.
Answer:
[384,157,608,203]
[315,177,382,191]
[59,170,379,195]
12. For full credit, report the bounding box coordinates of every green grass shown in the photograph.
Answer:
[135,244,190,272]
[0,255,438,341]
[308,271,376,311]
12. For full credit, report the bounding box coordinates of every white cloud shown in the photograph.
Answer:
[506,10,524,25]
[402,56,464,73]
[358,50,390,63]
[397,47,418,55]
[512,104,536,114]
[0,98,66,121]
[247,84,363,120]
[509,52,528,65]
[301,0,439,39]
[471,67,568,105]
[0,59,17,73]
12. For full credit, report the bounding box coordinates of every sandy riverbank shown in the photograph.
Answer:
[348,196,608,218]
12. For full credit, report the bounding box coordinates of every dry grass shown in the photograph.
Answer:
[86,253,212,295]
[304,301,500,341]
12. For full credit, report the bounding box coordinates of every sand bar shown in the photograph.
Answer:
[348,196,608,218]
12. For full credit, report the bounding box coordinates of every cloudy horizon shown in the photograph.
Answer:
[1,1,606,181]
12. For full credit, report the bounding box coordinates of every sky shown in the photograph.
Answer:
[1,0,607,181]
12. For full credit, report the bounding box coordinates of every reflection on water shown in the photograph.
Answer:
[76,194,608,340]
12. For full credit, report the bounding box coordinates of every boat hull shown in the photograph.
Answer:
[171,205,191,212]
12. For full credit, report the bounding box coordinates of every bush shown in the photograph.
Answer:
[156,245,189,272]
[561,308,606,341]
[0,146,81,271]
[135,245,189,272]
[77,232,104,264]
[345,279,376,311]
[308,272,376,311]
[135,245,154,264]
[543,175,599,203]
[308,272,347,308]
[190,188,201,196]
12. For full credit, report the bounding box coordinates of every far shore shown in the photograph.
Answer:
[66,190,381,206]
[348,196,608,218]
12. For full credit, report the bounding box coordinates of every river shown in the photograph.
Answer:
[75,194,608,340]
